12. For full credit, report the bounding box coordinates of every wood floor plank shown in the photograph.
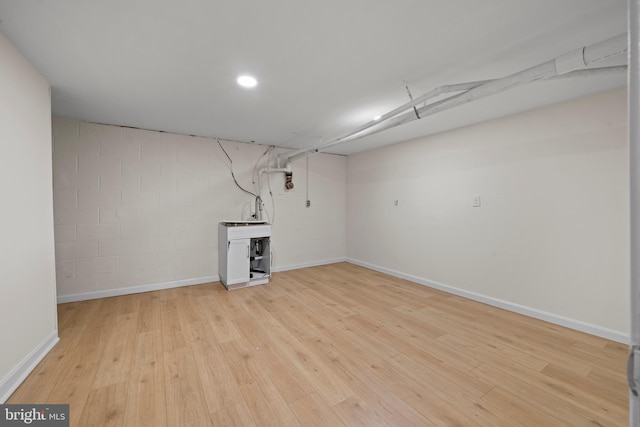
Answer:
[232,315,314,403]
[163,346,213,427]
[199,294,243,343]
[190,336,245,414]
[436,332,546,376]
[123,330,167,427]
[288,393,348,427]
[220,338,302,426]
[294,287,356,322]
[136,294,163,333]
[160,299,189,351]
[367,358,485,427]
[44,346,100,427]
[92,313,138,389]
[297,333,434,427]
[588,366,629,395]
[332,395,393,427]
[430,315,550,372]
[231,290,276,321]
[253,300,356,406]
[386,350,493,402]
[175,287,205,324]
[472,361,626,426]
[214,290,253,319]
[358,302,447,341]
[480,386,569,427]
[269,293,400,363]
[6,262,628,426]
[210,401,257,427]
[571,339,629,374]
[57,299,102,331]
[346,312,482,372]
[77,382,129,427]
[43,315,115,426]
[540,363,627,408]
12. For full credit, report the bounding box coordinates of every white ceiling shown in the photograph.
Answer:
[0,0,628,155]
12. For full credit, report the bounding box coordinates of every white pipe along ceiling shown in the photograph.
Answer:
[277,32,628,167]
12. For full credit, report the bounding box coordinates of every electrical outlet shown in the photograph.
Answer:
[306,200,311,208]
[394,199,399,206]
[472,195,481,207]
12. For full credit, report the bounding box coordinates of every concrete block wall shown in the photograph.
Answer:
[53,118,347,301]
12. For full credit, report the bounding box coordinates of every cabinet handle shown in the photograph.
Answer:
[247,245,250,258]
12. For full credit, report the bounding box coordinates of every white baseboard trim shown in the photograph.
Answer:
[56,258,348,303]
[347,258,630,344]
[0,331,59,403]
[57,275,220,304]
[272,257,347,273]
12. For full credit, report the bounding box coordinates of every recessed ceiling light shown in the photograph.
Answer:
[237,75,258,88]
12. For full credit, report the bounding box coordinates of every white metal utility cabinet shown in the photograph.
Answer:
[218,221,271,290]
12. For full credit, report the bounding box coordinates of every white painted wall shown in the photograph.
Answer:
[52,119,346,301]
[0,33,58,402]
[347,89,629,338]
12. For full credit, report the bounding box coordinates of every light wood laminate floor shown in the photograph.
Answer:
[8,263,628,426]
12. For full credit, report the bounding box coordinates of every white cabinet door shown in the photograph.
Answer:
[227,238,250,285]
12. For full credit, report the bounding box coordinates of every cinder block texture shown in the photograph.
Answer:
[52,118,347,297]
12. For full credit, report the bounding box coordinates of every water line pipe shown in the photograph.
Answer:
[279,33,628,162]
[257,164,292,193]
[253,164,293,220]
[343,65,627,144]
[277,80,491,164]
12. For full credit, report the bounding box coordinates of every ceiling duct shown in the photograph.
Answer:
[278,33,628,165]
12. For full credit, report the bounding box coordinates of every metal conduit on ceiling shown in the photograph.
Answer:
[278,33,628,166]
